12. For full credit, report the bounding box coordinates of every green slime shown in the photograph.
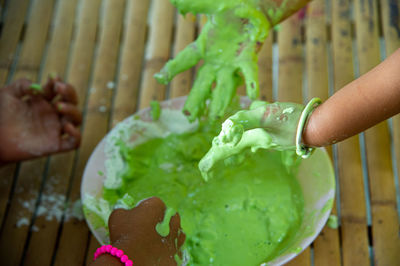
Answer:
[156,207,177,237]
[154,0,271,121]
[154,0,309,122]
[103,125,304,265]
[199,101,304,180]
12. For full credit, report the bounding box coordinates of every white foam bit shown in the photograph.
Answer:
[99,106,107,113]
[159,163,174,171]
[107,81,115,89]
[16,217,29,227]
[83,194,112,226]
[283,107,294,114]
[113,194,135,210]
[65,200,84,221]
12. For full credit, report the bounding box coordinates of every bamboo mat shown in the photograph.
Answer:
[0,0,399,265]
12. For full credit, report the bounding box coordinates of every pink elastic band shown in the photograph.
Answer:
[93,245,133,266]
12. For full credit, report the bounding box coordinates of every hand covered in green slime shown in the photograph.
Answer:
[199,101,305,180]
[155,0,312,121]
[155,1,271,121]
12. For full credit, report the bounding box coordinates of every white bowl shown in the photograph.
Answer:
[81,96,335,265]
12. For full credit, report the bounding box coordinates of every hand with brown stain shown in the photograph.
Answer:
[0,77,81,164]
[92,197,185,266]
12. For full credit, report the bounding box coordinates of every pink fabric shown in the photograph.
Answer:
[93,245,132,265]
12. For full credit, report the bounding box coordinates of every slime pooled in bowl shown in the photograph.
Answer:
[86,113,304,265]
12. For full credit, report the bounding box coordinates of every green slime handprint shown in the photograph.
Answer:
[155,0,311,121]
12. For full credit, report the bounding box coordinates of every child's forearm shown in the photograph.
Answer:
[303,48,400,147]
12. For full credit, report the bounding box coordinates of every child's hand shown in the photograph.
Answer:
[155,8,268,121]
[106,197,185,266]
[0,78,81,163]
[155,0,312,122]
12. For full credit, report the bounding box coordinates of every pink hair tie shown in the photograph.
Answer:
[93,245,133,266]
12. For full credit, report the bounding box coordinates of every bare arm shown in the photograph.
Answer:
[304,48,400,147]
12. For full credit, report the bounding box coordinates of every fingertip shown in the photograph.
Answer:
[177,228,186,247]
[57,102,82,125]
[55,82,78,104]
[60,123,81,151]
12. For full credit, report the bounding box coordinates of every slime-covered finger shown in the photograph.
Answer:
[183,65,215,121]
[199,101,306,179]
[154,42,202,85]
[57,102,82,125]
[239,58,260,100]
[227,105,270,130]
[209,68,240,120]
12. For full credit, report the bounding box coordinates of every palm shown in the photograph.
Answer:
[1,93,60,154]
[0,78,81,162]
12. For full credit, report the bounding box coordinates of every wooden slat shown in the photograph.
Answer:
[277,13,303,103]
[39,0,78,80]
[21,1,80,265]
[277,12,311,266]
[287,249,311,266]
[0,0,56,265]
[13,0,55,81]
[332,1,370,265]
[111,0,150,126]
[381,0,400,222]
[354,0,400,264]
[380,0,400,54]
[305,0,329,103]
[139,0,175,108]
[0,0,30,83]
[0,0,31,228]
[0,164,17,226]
[258,34,273,102]
[85,234,99,265]
[305,1,341,264]
[53,0,125,265]
[0,0,4,21]
[170,13,196,98]
[66,0,101,107]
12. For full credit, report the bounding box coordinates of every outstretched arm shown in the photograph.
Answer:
[304,48,400,146]
[199,48,400,178]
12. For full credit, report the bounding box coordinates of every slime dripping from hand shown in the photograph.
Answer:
[155,0,274,121]
[199,101,305,180]
[154,0,311,121]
